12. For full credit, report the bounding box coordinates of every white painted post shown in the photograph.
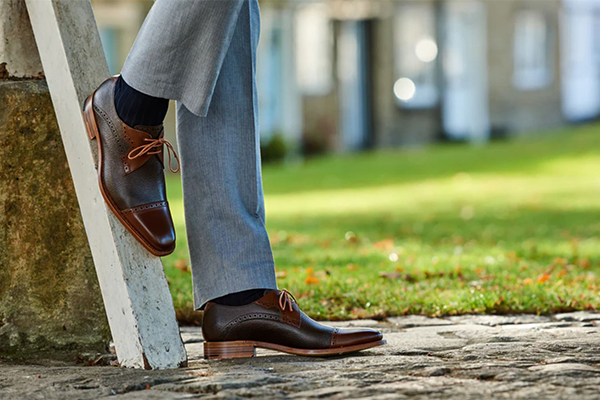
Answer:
[23,0,187,369]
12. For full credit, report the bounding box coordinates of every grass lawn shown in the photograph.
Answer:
[165,124,600,322]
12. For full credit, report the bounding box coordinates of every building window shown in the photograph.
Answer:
[513,10,553,91]
[295,4,333,96]
[393,2,439,109]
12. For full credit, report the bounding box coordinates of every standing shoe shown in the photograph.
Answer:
[83,76,178,256]
[202,289,386,359]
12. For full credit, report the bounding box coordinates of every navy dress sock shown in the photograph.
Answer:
[114,75,169,128]
[211,289,271,307]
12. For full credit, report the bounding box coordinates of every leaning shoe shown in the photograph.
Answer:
[202,289,386,359]
[82,76,178,256]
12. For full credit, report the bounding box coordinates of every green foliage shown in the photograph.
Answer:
[165,124,600,321]
[260,132,287,164]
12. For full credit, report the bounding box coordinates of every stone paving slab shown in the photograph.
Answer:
[2,312,600,399]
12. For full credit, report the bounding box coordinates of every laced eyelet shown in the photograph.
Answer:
[127,137,180,173]
[278,289,297,312]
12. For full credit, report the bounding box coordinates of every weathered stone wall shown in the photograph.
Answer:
[0,79,110,359]
[0,0,110,359]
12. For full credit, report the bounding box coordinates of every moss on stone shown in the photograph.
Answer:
[0,79,110,359]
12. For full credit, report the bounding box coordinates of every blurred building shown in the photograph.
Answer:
[91,0,600,154]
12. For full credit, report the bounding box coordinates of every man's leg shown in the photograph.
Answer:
[170,4,383,358]
[175,0,277,309]
[82,1,253,257]
[121,0,247,118]
[90,0,274,303]
[84,0,384,358]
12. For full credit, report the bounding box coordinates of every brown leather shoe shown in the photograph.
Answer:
[202,290,385,359]
[83,76,177,256]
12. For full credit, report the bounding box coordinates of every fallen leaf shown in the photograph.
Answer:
[174,259,190,273]
[346,264,358,271]
[578,259,591,269]
[536,274,551,284]
[553,257,568,266]
[305,276,319,285]
[276,270,288,279]
[314,270,328,280]
[345,231,358,243]
[373,239,394,251]
[379,271,402,280]
[286,233,309,244]
[350,307,368,319]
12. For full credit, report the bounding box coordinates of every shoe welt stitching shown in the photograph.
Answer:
[122,201,168,214]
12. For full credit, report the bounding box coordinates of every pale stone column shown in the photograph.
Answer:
[0,0,110,358]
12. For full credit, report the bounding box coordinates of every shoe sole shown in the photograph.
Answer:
[83,88,175,257]
[203,339,386,360]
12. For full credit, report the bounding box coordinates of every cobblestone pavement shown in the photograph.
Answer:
[2,312,600,399]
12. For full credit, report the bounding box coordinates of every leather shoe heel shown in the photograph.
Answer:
[204,341,257,360]
[83,93,98,140]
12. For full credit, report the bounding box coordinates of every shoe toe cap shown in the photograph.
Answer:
[333,328,383,348]
[122,202,176,255]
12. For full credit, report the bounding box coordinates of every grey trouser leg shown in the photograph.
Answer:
[122,0,277,309]
[122,0,249,117]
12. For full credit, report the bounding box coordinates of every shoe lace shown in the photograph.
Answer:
[278,289,297,312]
[128,138,180,173]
